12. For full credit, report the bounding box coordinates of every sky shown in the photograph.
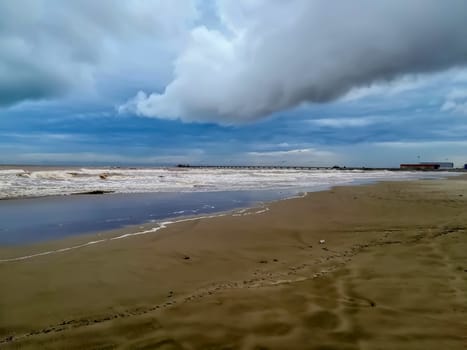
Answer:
[1,0,467,167]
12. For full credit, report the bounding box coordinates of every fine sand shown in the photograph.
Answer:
[0,177,466,349]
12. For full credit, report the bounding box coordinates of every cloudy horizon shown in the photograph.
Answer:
[1,0,467,167]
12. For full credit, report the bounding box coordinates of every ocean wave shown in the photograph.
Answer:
[0,167,455,200]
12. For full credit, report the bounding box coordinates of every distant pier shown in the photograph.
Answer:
[177,164,401,171]
[176,164,465,171]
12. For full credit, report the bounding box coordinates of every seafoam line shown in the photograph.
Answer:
[0,212,235,263]
[0,239,107,263]
[232,207,270,216]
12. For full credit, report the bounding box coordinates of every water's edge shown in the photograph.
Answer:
[0,174,458,263]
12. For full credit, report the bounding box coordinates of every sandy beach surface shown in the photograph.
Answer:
[1,176,466,349]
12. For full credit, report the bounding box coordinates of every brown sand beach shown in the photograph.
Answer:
[0,176,466,349]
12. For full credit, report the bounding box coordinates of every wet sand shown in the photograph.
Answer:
[0,177,466,349]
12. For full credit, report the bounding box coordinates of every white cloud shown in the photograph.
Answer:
[246,148,338,166]
[277,142,291,148]
[441,89,467,115]
[122,0,467,124]
[0,150,206,165]
[446,88,467,100]
[374,140,467,148]
[309,116,385,128]
[0,132,80,141]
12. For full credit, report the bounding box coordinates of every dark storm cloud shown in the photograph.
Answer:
[121,0,467,123]
[0,0,196,106]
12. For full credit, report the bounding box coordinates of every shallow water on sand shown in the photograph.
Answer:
[0,189,302,245]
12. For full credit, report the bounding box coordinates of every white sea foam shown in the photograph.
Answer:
[0,239,106,262]
[0,167,454,199]
[232,207,270,216]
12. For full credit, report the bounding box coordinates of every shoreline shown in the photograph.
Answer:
[0,208,267,263]
[0,189,305,262]
[0,174,459,262]
[0,187,307,246]
[1,175,466,349]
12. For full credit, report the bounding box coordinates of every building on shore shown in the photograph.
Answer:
[420,162,454,169]
[400,161,456,170]
[400,163,440,170]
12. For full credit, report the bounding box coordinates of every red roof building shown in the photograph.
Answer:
[400,163,440,170]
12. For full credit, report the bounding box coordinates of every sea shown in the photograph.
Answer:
[0,166,455,245]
